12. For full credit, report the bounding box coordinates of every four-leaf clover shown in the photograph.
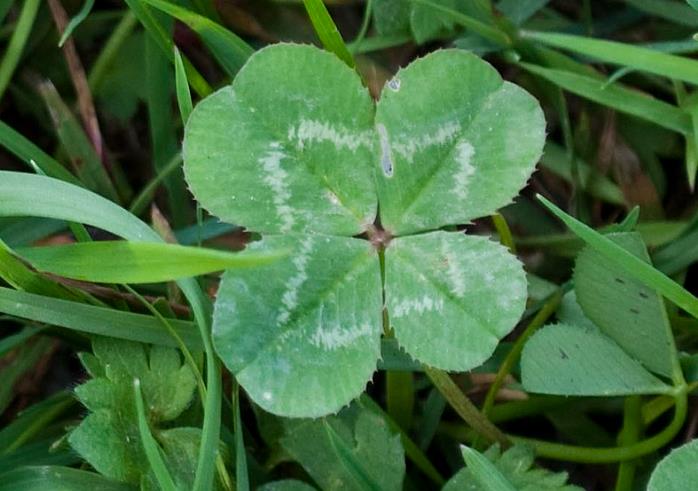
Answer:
[183,43,545,417]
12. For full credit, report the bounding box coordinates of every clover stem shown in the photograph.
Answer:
[425,367,510,447]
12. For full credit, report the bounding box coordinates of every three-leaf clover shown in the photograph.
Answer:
[183,43,545,417]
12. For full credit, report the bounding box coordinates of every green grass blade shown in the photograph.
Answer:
[0,466,132,491]
[141,0,253,76]
[302,0,355,68]
[133,379,178,491]
[17,241,283,284]
[0,326,43,358]
[523,30,698,86]
[58,0,95,47]
[174,47,193,125]
[0,120,79,185]
[0,171,219,491]
[626,0,698,27]
[323,420,383,491]
[145,32,189,226]
[123,0,212,97]
[87,11,138,91]
[410,0,511,47]
[520,63,691,135]
[233,384,249,491]
[0,287,202,349]
[537,194,698,320]
[38,82,120,202]
[128,153,183,217]
[0,0,40,100]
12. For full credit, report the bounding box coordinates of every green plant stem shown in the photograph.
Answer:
[350,0,373,48]
[425,367,509,447]
[128,153,183,216]
[615,396,642,491]
[88,11,138,91]
[480,289,563,419]
[0,0,40,100]
[509,391,687,463]
[491,213,515,253]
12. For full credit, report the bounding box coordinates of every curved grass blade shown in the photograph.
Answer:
[523,31,698,86]
[303,0,355,68]
[520,63,691,135]
[0,0,40,100]
[174,47,193,124]
[133,379,178,491]
[460,446,516,491]
[17,241,283,284]
[0,466,133,491]
[538,194,698,324]
[141,0,253,77]
[58,0,95,47]
[0,287,203,350]
[0,171,219,491]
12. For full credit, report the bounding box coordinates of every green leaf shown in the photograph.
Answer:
[303,0,355,68]
[522,30,698,86]
[444,444,582,491]
[281,404,405,491]
[372,0,411,35]
[0,466,133,491]
[212,234,382,417]
[459,446,516,491]
[574,232,677,378]
[385,231,526,370]
[648,438,698,491]
[0,0,40,100]
[68,338,197,484]
[184,43,377,236]
[520,63,691,135]
[521,323,672,396]
[375,50,545,235]
[17,241,283,284]
[538,194,698,324]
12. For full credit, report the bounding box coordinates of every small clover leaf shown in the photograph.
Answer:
[183,43,545,417]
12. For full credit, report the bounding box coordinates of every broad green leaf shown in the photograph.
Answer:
[372,0,411,35]
[443,444,582,491]
[17,241,283,284]
[523,31,698,86]
[183,44,377,236]
[497,0,550,25]
[281,404,405,491]
[385,231,526,370]
[647,438,698,491]
[410,0,456,44]
[0,466,132,491]
[521,323,672,396]
[520,63,692,135]
[375,50,545,235]
[69,338,196,484]
[213,234,382,417]
[574,232,677,378]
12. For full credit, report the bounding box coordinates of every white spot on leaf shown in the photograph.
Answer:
[377,123,393,177]
[441,239,466,297]
[260,142,294,232]
[392,295,444,318]
[310,322,374,350]
[262,391,273,401]
[287,119,371,152]
[277,237,313,325]
[453,141,475,200]
[392,121,461,163]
